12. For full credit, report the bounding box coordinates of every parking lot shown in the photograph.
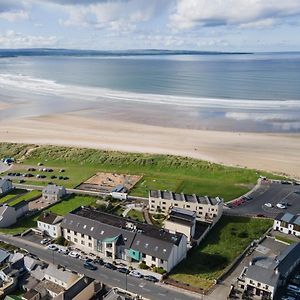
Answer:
[226,181,300,219]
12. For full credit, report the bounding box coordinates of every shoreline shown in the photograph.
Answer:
[0,113,300,179]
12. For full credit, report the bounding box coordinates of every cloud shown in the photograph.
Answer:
[0,30,58,48]
[0,11,29,22]
[56,0,161,32]
[170,0,300,29]
[0,0,30,22]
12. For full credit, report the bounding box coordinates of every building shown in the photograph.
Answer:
[110,185,128,201]
[273,212,300,237]
[238,242,300,299]
[0,179,13,196]
[149,190,223,223]
[37,212,64,238]
[61,206,187,272]
[0,201,29,228]
[164,208,196,244]
[42,185,66,202]
[0,249,10,266]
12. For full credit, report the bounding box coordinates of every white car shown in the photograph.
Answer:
[69,251,80,258]
[287,284,300,293]
[58,248,69,255]
[129,270,143,278]
[40,238,50,245]
[276,203,286,209]
[47,244,58,251]
[264,203,272,208]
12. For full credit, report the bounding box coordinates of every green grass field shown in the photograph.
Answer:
[0,189,27,204]
[1,143,284,202]
[169,216,272,290]
[46,194,98,216]
[8,190,41,206]
[127,209,144,222]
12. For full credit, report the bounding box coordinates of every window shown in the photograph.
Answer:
[174,203,178,206]
[74,238,78,243]
[53,232,56,236]
[67,236,70,240]
[88,236,92,240]
[142,253,146,258]
[186,205,190,208]
[152,256,156,261]
[81,233,84,238]
[162,201,166,204]
[151,200,155,203]
[88,242,92,248]
[160,259,164,264]
[265,285,269,290]
[67,229,70,233]
[81,241,85,245]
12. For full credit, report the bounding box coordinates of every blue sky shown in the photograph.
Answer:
[0,0,300,51]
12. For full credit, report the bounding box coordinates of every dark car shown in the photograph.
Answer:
[83,262,97,271]
[58,176,64,180]
[50,175,57,179]
[117,267,130,274]
[104,263,117,270]
[94,258,104,265]
[63,176,69,180]
[144,275,159,282]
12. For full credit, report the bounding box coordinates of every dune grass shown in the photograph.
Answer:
[1,143,284,201]
[169,216,272,290]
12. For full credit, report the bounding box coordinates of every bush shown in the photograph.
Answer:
[152,266,166,274]
[54,236,68,246]
[238,231,249,238]
[139,262,149,270]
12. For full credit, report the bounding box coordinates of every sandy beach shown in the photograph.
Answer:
[0,113,300,179]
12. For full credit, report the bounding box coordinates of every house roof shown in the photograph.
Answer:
[245,242,300,287]
[38,212,63,225]
[149,190,222,206]
[22,289,39,300]
[0,248,10,264]
[42,184,65,195]
[63,276,94,300]
[44,265,79,287]
[12,200,28,210]
[275,212,300,227]
[61,206,183,260]
[167,207,196,226]
[0,179,11,188]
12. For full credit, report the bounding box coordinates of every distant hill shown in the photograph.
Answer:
[0,48,252,58]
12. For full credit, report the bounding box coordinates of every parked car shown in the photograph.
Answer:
[143,275,159,283]
[104,262,117,270]
[287,285,300,294]
[129,270,143,278]
[84,262,97,271]
[27,167,36,171]
[281,296,296,300]
[264,203,273,208]
[58,248,69,255]
[94,258,104,265]
[40,238,51,245]
[68,251,80,258]
[117,267,130,274]
[50,175,57,179]
[277,203,287,209]
[47,244,58,251]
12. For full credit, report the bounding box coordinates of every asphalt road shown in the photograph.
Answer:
[226,181,300,218]
[0,234,205,300]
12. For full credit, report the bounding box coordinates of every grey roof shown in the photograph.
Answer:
[42,184,65,195]
[0,179,10,188]
[38,212,63,225]
[0,248,10,264]
[63,276,94,300]
[245,242,300,287]
[150,190,222,206]
[281,212,294,223]
[62,207,183,260]
[12,200,28,210]
[275,212,300,227]
[44,265,79,285]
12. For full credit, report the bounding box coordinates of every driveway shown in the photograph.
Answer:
[0,162,12,174]
[225,181,300,218]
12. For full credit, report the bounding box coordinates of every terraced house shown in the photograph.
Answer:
[149,190,223,224]
[61,206,187,272]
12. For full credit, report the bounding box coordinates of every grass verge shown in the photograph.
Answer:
[169,216,272,290]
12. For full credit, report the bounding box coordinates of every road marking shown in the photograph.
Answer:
[101,274,108,279]
[128,283,135,287]
[142,287,151,292]
[112,278,120,282]
[158,293,166,297]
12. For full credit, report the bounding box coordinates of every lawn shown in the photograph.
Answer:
[0,189,27,204]
[1,143,285,201]
[169,216,273,290]
[127,209,144,222]
[275,235,297,245]
[47,194,98,216]
[7,190,41,207]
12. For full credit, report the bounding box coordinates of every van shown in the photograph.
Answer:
[287,284,300,293]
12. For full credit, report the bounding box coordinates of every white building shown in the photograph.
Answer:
[42,185,66,202]
[149,190,223,224]
[61,206,187,272]
[0,201,29,228]
[0,179,13,196]
[273,212,300,237]
[238,242,300,299]
[37,212,63,238]
[164,208,196,244]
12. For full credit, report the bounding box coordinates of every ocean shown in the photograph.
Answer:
[0,50,300,132]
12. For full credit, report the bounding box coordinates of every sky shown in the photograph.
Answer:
[0,0,300,51]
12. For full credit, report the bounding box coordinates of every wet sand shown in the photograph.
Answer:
[0,113,300,179]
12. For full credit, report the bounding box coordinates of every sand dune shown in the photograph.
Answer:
[0,113,300,179]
